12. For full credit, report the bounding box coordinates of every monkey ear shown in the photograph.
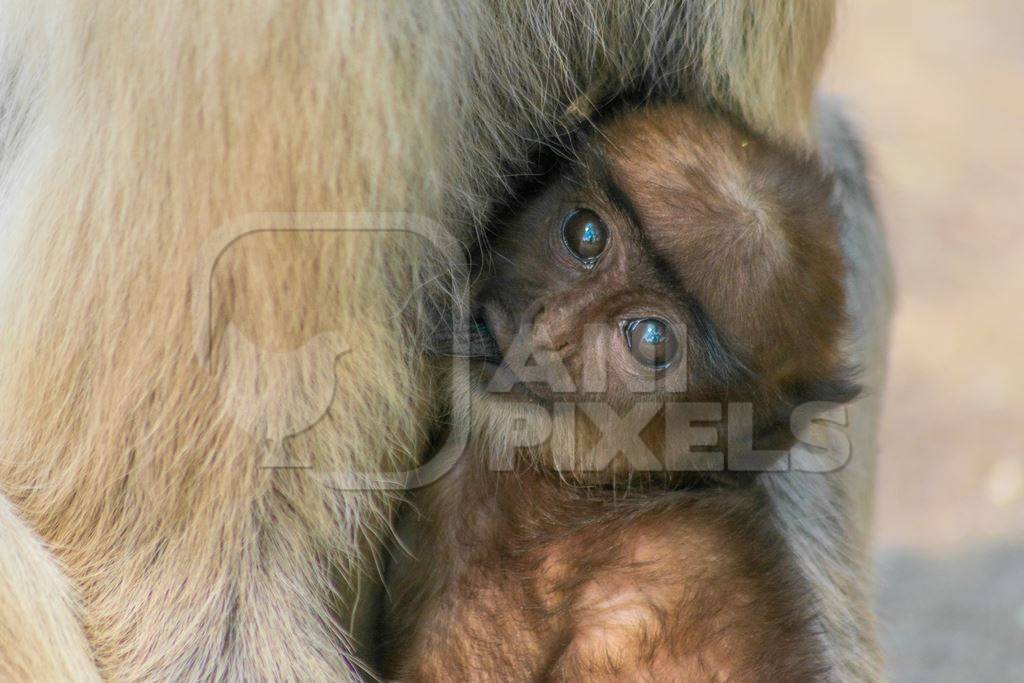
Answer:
[793,368,863,408]
[752,371,862,452]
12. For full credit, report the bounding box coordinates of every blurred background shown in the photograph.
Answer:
[824,1,1024,680]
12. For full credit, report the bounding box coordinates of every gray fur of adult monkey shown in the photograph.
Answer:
[0,1,889,681]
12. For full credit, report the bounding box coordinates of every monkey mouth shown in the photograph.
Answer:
[471,327,557,406]
[426,295,503,364]
[429,298,551,405]
[468,311,504,365]
[468,303,553,405]
[427,312,502,365]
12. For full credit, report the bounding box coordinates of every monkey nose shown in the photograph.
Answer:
[530,300,584,354]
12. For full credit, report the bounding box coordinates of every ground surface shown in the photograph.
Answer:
[824,1,1024,679]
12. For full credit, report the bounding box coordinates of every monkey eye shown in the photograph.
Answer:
[624,318,678,369]
[561,209,608,265]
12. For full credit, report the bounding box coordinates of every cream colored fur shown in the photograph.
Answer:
[0,1,887,680]
[0,497,99,681]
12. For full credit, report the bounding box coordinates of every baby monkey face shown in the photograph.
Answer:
[472,105,854,425]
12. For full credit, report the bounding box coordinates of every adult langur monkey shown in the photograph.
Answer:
[0,2,891,681]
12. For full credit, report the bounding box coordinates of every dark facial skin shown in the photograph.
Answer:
[378,104,856,681]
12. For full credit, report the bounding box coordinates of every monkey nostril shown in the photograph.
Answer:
[529,302,582,356]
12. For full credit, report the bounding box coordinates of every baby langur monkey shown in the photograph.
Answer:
[378,104,858,681]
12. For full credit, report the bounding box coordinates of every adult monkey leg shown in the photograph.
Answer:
[0,1,887,680]
[0,498,99,680]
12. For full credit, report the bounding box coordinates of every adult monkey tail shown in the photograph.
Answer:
[0,2,883,681]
